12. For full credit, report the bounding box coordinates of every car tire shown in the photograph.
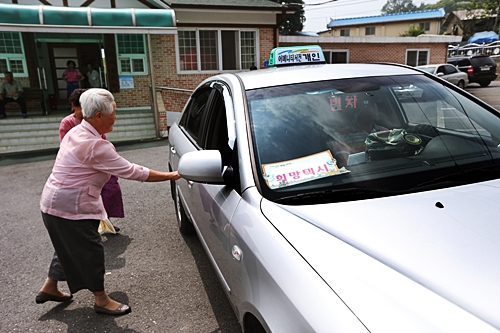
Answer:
[479,81,491,87]
[174,184,195,234]
[457,80,465,89]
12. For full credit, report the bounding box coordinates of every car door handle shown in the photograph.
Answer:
[170,146,176,155]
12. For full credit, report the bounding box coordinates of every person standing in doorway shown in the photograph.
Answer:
[86,63,101,88]
[62,60,84,100]
[0,71,27,119]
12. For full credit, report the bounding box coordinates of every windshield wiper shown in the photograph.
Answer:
[412,164,500,190]
[276,187,398,205]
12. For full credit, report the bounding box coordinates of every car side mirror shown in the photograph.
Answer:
[437,72,444,77]
[178,150,224,184]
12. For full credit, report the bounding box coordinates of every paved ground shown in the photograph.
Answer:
[0,139,242,333]
[464,79,500,110]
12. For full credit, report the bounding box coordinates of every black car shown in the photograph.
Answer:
[447,54,498,87]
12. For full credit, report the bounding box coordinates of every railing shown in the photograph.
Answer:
[448,41,500,58]
[156,86,194,93]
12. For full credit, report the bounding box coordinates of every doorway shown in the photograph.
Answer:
[48,43,103,108]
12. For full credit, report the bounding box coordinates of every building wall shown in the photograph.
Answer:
[320,19,441,37]
[281,41,448,64]
[150,28,276,132]
[113,75,152,109]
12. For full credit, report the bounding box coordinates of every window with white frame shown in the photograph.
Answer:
[323,50,349,64]
[406,49,429,66]
[365,26,376,35]
[419,22,430,31]
[115,34,148,75]
[340,29,350,37]
[177,29,258,72]
[0,32,27,77]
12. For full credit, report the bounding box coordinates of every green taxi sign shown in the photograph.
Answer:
[268,45,325,67]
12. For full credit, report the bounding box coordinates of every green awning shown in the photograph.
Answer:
[0,3,177,34]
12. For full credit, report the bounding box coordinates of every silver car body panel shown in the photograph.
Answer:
[226,187,369,332]
[264,180,500,332]
[234,63,417,90]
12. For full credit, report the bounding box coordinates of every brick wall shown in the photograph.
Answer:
[144,29,276,132]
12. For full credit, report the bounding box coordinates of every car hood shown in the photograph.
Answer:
[262,179,500,332]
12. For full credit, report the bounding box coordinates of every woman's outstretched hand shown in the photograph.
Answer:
[146,170,182,182]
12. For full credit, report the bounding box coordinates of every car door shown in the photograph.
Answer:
[443,64,460,85]
[182,81,242,295]
[170,85,212,212]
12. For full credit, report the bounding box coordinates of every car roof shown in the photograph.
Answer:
[417,64,448,67]
[232,63,420,90]
[448,54,491,59]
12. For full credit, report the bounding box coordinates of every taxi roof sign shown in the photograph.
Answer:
[268,45,326,67]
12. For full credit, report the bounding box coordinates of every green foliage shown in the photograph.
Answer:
[400,24,427,36]
[422,0,470,12]
[466,0,499,33]
[382,0,419,14]
[270,0,305,34]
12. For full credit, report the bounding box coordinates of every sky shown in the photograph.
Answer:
[302,0,442,32]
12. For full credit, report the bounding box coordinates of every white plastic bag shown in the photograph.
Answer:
[98,218,116,234]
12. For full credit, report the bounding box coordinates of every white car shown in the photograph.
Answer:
[168,45,500,333]
[417,63,469,89]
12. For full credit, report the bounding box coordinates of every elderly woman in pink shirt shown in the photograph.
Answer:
[60,88,125,232]
[36,88,181,316]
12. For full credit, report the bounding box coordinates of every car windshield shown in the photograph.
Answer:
[246,74,500,203]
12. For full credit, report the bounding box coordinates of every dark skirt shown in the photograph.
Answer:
[41,212,104,294]
[101,175,124,218]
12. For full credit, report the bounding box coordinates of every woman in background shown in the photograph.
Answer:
[62,60,84,100]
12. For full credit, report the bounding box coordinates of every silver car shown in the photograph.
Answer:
[417,63,469,89]
[168,46,500,333]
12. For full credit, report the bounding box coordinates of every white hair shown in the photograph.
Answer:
[80,88,115,119]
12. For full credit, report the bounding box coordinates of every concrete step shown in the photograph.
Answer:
[0,108,157,154]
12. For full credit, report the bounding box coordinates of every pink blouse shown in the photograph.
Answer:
[63,69,81,83]
[59,114,81,142]
[59,114,106,142]
[41,120,149,220]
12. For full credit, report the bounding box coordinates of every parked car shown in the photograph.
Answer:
[417,63,468,89]
[168,45,500,333]
[447,54,498,87]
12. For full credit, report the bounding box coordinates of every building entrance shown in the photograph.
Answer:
[48,43,103,108]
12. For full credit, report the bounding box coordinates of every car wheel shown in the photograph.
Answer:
[480,81,491,87]
[457,80,465,89]
[174,184,195,234]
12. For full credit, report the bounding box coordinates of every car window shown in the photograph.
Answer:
[471,56,495,67]
[444,65,458,74]
[179,87,212,143]
[246,74,500,202]
[457,59,471,67]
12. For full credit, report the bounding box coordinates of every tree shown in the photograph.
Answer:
[468,0,500,32]
[382,0,419,14]
[422,0,471,13]
[400,24,427,36]
[270,0,305,34]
